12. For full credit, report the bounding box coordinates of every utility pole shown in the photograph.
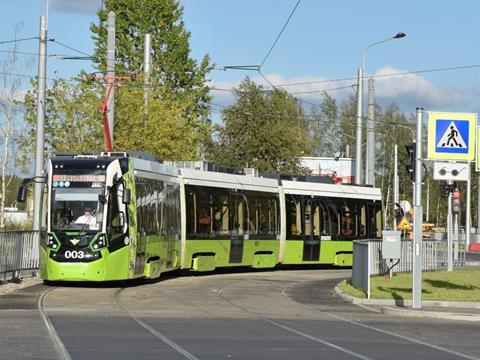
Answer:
[412,107,423,309]
[106,11,116,148]
[144,34,152,104]
[393,144,399,228]
[32,16,47,232]
[355,68,363,185]
[366,77,375,186]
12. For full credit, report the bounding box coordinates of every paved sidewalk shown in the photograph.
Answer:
[335,286,480,322]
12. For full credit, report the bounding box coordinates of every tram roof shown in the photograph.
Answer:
[132,157,178,177]
[281,179,382,201]
[179,168,280,193]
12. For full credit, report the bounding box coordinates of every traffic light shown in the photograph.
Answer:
[405,143,416,180]
[440,183,454,196]
[452,187,461,214]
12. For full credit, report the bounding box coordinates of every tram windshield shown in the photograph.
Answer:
[51,187,105,231]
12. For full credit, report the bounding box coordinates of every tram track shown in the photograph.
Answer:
[35,272,480,360]
[38,287,72,360]
[113,287,200,360]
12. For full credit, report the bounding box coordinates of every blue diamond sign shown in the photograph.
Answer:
[427,112,477,161]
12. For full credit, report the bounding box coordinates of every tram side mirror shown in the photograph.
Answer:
[122,188,131,204]
[98,194,107,204]
[17,184,27,203]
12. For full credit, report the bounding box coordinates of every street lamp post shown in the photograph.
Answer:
[363,32,406,186]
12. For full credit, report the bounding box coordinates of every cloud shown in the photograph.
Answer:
[373,66,465,111]
[50,0,103,14]
[210,74,356,108]
[210,67,478,115]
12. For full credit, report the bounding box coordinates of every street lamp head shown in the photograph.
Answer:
[393,32,406,39]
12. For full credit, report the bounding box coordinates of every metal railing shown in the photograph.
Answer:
[352,239,466,298]
[0,231,39,281]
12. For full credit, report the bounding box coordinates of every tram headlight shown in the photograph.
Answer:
[89,233,108,251]
[47,233,60,251]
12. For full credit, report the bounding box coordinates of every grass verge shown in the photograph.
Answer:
[339,268,480,301]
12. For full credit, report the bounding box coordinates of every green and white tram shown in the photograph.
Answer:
[25,152,382,282]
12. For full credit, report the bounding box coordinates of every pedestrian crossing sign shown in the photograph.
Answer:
[427,112,476,160]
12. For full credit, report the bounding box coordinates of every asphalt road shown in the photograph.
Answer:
[1,269,479,359]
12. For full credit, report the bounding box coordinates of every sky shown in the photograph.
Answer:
[2,0,480,119]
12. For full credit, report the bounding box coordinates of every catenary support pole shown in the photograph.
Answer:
[366,77,375,186]
[355,68,363,185]
[412,107,423,309]
[106,11,116,147]
[32,16,47,232]
[144,34,151,104]
[393,144,399,229]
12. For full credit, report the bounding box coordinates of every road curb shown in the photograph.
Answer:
[334,285,480,321]
[380,306,480,322]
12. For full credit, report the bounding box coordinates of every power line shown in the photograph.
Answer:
[50,39,91,57]
[259,0,301,68]
[0,37,39,45]
[270,63,480,88]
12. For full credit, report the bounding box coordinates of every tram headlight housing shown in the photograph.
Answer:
[89,233,108,252]
[47,233,60,252]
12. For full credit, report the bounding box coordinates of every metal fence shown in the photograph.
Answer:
[352,239,466,298]
[0,231,39,281]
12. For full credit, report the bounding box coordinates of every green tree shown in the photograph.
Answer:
[309,93,339,157]
[211,78,312,174]
[91,0,212,114]
[20,0,213,159]
[19,75,105,156]
[114,84,210,160]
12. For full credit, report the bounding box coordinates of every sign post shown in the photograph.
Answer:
[428,111,477,274]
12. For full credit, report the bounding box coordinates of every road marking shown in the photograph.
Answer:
[114,289,199,360]
[321,310,480,360]
[38,288,72,360]
[219,280,373,360]
[282,282,479,360]
[263,317,374,360]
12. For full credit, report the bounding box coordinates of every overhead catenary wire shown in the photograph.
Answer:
[0,37,39,45]
[259,0,301,69]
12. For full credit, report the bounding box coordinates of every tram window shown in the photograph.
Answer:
[304,201,312,237]
[313,203,320,236]
[286,196,302,239]
[341,203,355,238]
[107,183,123,236]
[359,203,367,237]
[212,194,229,236]
[325,198,339,236]
[230,193,247,236]
[319,199,330,235]
[368,202,382,238]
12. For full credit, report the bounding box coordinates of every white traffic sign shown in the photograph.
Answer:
[433,161,470,181]
[427,112,476,161]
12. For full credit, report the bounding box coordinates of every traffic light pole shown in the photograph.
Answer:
[412,107,423,309]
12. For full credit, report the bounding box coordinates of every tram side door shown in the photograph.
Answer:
[229,192,247,264]
[302,199,320,261]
